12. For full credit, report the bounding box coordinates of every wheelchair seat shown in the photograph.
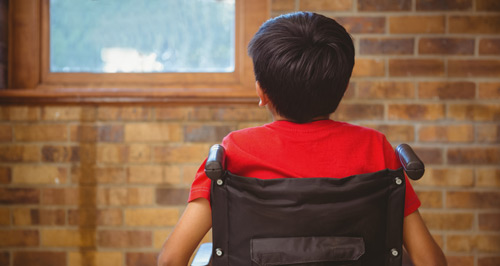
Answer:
[193,144,423,266]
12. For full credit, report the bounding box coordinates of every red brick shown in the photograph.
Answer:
[419,81,475,100]
[184,124,235,143]
[299,0,352,11]
[358,0,411,11]
[479,213,500,231]
[413,147,443,165]
[479,257,500,266]
[70,125,98,142]
[164,165,182,185]
[153,144,209,163]
[479,83,500,99]
[156,188,190,205]
[80,106,97,122]
[5,106,39,121]
[450,15,500,34]
[446,256,474,266]
[128,144,151,163]
[98,106,152,121]
[155,106,190,120]
[42,145,79,162]
[477,168,500,187]
[98,230,152,248]
[449,60,500,77]
[127,165,163,184]
[421,212,474,230]
[13,251,66,266]
[124,208,179,226]
[359,38,414,55]
[352,59,385,77]
[479,39,500,55]
[271,0,295,11]
[13,165,67,185]
[0,230,39,247]
[389,59,445,77]
[419,38,474,55]
[388,104,445,121]
[14,124,68,142]
[189,106,269,122]
[126,252,157,266]
[361,124,415,143]
[477,124,500,143]
[0,145,40,162]
[97,144,128,163]
[447,234,500,252]
[390,16,445,34]
[0,166,10,184]
[419,125,474,143]
[98,125,124,142]
[448,104,500,121]
[72,166,126,184]
[0,208,9,225]
[0,124,11,141]
[447,191,500,209]
[0,188,39,204]
[13,208,65,226]
[448,147,500,165]
[68,208,123,226]
[42,106,82,121]
[333,103,384,121]
[416,190,443,208]
[124,123,182,142]
[69,251,122,266]
[41,229,95,247]
[416,0,472,10]
[419,167,474,187]
[42,187,96,206]
[335,17,386,34]
[97,187,154,206]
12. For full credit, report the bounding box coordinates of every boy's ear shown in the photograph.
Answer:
[255,81,269,107]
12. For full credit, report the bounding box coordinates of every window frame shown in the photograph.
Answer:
[3,0,269,104]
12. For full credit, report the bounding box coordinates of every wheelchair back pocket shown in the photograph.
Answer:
[250,236,365,266]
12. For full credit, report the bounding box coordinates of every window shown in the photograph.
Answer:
[50,0,235,74]
[4,0,269,103]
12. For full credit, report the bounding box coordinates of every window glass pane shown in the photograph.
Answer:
[50,0,235,73]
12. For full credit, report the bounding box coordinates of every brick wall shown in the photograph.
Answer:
[1,1,499,266]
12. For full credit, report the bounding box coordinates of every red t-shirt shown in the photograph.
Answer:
[189,120,421,217]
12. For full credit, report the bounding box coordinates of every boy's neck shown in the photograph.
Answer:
[273,114,331,123]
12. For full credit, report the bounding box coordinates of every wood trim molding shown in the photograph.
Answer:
[8,0,41,89]
[2,0,270,104]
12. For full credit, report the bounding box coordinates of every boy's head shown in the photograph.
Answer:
[248,12,355,123]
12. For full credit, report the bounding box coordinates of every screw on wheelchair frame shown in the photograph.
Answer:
[391,248,399,257]
[215,248,223,257]
[395,177,403,185]
[216,179,224,186]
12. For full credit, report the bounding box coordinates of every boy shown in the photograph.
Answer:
[158,12,446,266]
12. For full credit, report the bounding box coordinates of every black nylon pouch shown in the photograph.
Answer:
[251,236,364,266]
[210,169,406,266]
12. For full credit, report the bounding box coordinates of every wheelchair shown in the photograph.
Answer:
[191,144,424,266]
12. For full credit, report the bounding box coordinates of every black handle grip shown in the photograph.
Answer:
[205,144,226,180]
[395,144,425,180]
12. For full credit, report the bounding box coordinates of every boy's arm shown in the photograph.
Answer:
[403,210,447,266]
[157,198,212,266]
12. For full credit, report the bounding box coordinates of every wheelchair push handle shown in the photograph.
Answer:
[205,144,226,180]
[396,144,425,180]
